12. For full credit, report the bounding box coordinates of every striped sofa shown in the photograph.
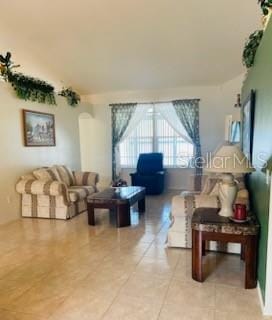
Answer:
[16,165,99,220]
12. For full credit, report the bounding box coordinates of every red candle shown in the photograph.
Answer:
[234,204,247,220]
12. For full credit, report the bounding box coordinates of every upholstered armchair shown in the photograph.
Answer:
[130,153,165,195]
[167,175,249,253]
[16,165,99,220]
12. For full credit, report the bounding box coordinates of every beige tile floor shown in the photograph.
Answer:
[0,190,270,320]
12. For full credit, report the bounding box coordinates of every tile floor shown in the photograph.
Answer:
[0,191,270,320]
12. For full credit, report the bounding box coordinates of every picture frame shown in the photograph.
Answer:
[242,90,255,161]
[230,121,241,143]
[225,115,241,143]
[22,109,56,147]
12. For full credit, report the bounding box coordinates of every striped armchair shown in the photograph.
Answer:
[16,165,99,220]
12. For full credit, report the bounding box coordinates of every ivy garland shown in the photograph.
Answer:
[8,72,56,105]
[242,30,264,69]
[58,87,81,107]
[258,0,272,15]
[0,52,81,107]
[0,52,56,105]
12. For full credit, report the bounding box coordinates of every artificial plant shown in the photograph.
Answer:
[258,0,272,15]
[0,52,56,105]
[242,30,263,68]
[58,87,80,107]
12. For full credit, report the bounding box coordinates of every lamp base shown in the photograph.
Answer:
[218,173,238,217]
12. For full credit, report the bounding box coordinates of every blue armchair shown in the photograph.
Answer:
[130,153,165,195]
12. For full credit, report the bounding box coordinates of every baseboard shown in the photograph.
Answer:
[257,281,272,316]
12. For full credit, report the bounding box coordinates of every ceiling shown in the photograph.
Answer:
[0,0,261,94]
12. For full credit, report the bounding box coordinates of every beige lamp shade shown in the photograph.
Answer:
[205,143,255,174]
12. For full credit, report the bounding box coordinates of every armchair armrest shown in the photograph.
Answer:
[130,170,165,176]
[172,194,219,218]
[156,171,165,175]
[16,179,68,197]
[73,171,99,189]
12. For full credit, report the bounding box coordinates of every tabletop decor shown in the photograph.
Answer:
[23,109,56,147]
[205,143,254,217]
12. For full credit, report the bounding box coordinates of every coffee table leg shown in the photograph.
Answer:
[87,204,95,226]
[245,235,257,289]
[138,197,145,213]
[192,229,203,282]
[116,203,131,227]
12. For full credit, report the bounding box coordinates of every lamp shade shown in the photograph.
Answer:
[205,143,255,174]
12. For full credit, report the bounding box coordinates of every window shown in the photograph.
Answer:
[119,107,194,168]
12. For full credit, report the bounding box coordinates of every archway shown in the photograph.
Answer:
[78,112,93,171]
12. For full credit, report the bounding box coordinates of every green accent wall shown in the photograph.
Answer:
[242,19,272,301]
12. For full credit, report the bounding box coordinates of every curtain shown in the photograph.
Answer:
[115,104,150,175]
[173,99,202,191]
[111,103,137,180]
[154,102,192,144]
[121,104,150,142]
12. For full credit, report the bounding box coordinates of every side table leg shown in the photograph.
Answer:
[241,244,245,261]
[87,204,95,226]
[138,197,145,213]
[202,241,206,256]
[116,203,131,227]
[245,235,258,289]
[192,229,203,282]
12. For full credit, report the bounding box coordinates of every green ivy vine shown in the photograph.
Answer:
[58,87,81,107]
[242,30,264,69]
[0,52,56,105]
[258,0,272,15]
[0,52,81,107]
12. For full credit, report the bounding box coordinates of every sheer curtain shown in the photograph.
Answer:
[154,102,192,144]
[115,104,150,177]
[172,99,202,191]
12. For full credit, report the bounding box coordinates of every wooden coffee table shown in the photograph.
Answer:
[87,186,146,228]
[191,208,259,289]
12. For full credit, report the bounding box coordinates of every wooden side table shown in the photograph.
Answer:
[191,208,259,289]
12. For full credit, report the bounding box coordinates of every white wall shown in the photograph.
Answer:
[81,74,245,190]
[0,82,92,225]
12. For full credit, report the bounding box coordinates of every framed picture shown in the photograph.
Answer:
[225,115,241,143]
[23,109,56,147]
[230,121,241,143]
[242,90,255,161]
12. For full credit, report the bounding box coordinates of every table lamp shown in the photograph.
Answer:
[205,143,255,217]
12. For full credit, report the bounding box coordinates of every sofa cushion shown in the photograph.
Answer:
[73,171,99,188]
[68,186,95,202]
[33,167,61,182]
[55,165,75,186]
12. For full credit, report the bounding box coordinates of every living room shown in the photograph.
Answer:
[1,1,272,319]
